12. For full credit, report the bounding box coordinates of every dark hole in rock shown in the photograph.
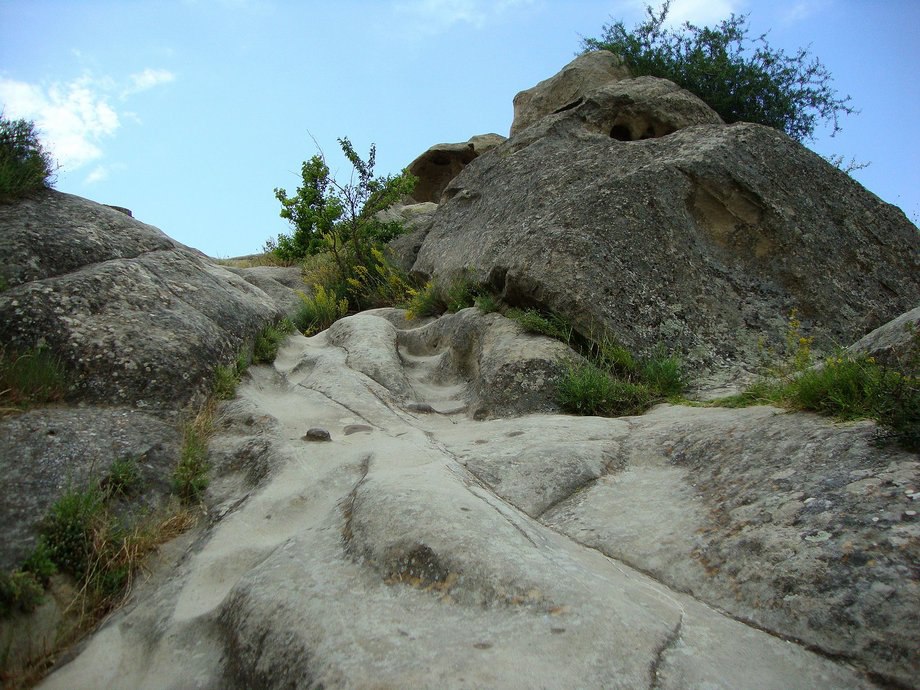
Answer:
[553,97,584,114]
[610,125,632,141]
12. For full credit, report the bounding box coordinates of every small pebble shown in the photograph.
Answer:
[303,428,331,442]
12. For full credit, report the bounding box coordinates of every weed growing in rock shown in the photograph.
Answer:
[506,308,574,342]
[0,114,56,202]
[556,359,654,416]
[100,456,141,500]
[0,346,68,411]
[474,293,501,314]
[405,281,445,320]
[405,274,486,320]
[295,285,349,335]
[712,315,919,451]
[173,409,212,503]
[582,1,855,142]
[253,318,295,364]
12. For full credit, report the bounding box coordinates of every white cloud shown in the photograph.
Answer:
[395,0,535,32]
[781,0,830,24]
[664,0,744,26]
[0,68,174,172]
[84,165,110,184]
[0,76,119,170]
[124,68,175,96]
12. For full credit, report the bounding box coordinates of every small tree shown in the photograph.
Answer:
[269,137,416,266]
[581,1,855,143]
[0,113,56,202]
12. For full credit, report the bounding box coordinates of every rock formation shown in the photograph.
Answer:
[410,53,920,385]
[1,51,918,689]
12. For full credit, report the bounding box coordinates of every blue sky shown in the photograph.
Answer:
[2,0,918,257]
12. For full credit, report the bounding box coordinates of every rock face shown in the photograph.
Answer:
[511,50,632,135]
[406,134,507,204]
[0,190,298,407]
[412,62,920,382]
[40,311,917,689]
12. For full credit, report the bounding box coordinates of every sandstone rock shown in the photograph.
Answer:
[0,190,287,407]
[222,265,304,317]
[846,305,919,371]
[40,317,895,689]
[413,119,920,386]
[406,134,507,204]
[510,50,631,136]
[0,407,181,570]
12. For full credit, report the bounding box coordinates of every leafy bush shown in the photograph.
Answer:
[0,114,56,202]
[0,346,68,410]
[405,281,446,320]
[39,486,106,579]
[0,570,45,616]
[582,1,854,142]
[295,285,349,335]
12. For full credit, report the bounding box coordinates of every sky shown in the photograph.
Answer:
[1,0,918,258]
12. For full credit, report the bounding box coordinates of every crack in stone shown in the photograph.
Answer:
[649,613,683,689]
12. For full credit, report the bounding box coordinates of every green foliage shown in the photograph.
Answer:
[405,281,446,320]
[102,456,141,499]
[295,285,349,335]
[712,316,919,451]
[582,1,855,142]
[640,344,686,397]
[506,308,574,342]
[213,363,241,400]
[0,346,69,410]
[174,418,210,503]
[0,570,45,616]
[21,539,57,584]
[39,486,106,579]
[345,247,416,309]
[253,319,294,364]
[0,113,56,202]
[556,359,654,416]
[474,293,501,314]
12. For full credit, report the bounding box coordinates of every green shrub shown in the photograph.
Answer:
[556,360,654,416]
[405,281,446,320]
[506,308,573,342]
[0,114,56,202]
[0,346,68,409]
[39,486,106,579]
[0,570,45,616]
[295,285,349,335]
[21,539,57,584]
[213,363,241,400]
[582,1,854,142]
[443,276,480,313]
[102,456,141,499]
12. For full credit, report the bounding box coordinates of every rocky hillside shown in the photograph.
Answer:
[1,52,918,689]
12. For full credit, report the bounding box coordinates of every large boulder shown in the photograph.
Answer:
[413,87,920,384]
[0,190,296,408]
[510,50,631,136]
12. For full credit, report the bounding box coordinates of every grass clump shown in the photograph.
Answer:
[507,308,574,342]
[711,313,919,451]
[0,570,46,617]
[295,285,349,335]
[253,318,295,364]
[0,346,68,412]
[556,360,654,416]
[405,274,486,320]
[173,409,212,503]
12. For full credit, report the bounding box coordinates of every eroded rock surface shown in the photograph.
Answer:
[40,310,914,689]
[0,190,295,407]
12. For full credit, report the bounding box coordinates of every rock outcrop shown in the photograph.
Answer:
[0,190,298,407]
[38,310,917,689]
[406,135,506,205]
[411,54,920,384]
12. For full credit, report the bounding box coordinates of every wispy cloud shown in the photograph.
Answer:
[781,0,831,24]
[0,69,174,172]
[123,68,175,97]
[394,0,536,33]
[611,0,745,27]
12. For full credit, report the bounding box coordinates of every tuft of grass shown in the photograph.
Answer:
[173,406,213,503]
[0,346,68,411]
[101,456,141,500]
[556,359,654,416]
[252,319,294,364]
[640,344,686,398]
[295,285,349,335]
[474,293,500,314]
[506,308,574,342]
